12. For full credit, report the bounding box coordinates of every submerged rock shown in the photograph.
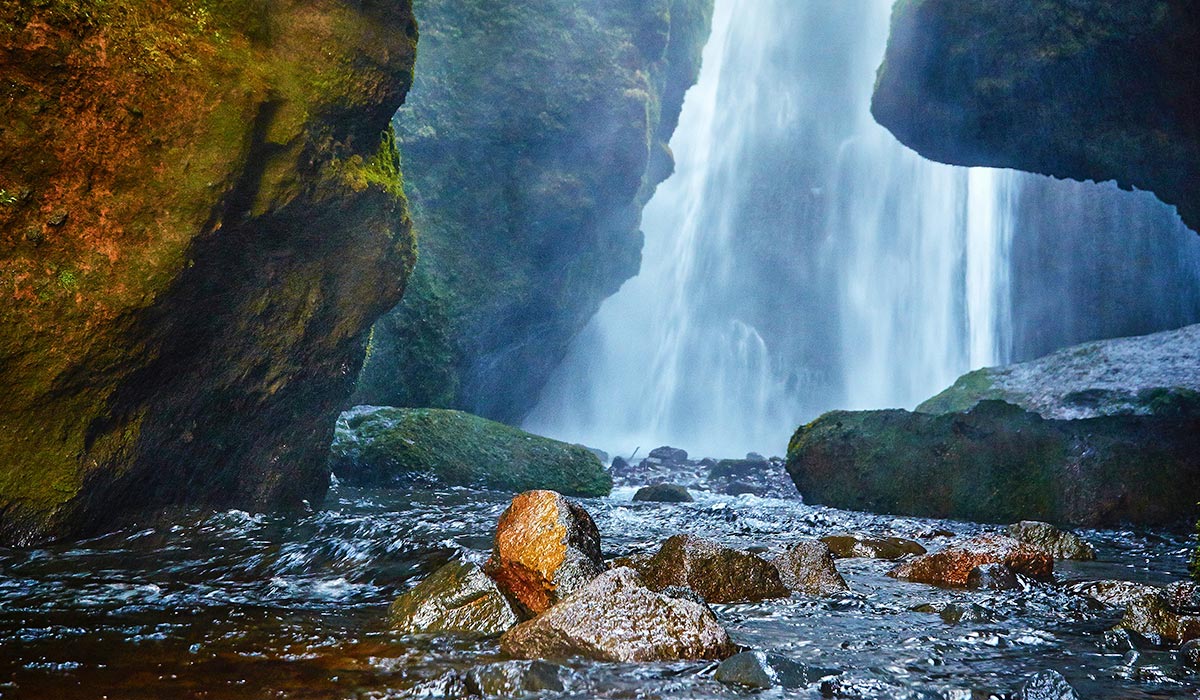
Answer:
[772,540,850,596]
[1180,639,1200,668]
[889,536,1053,587]
[912,602,999,624]
[499,567,736,662]
[630,534,789,603]
[463,660,569,696]
[1014,670,1080,700]
[1068,580,1162,608]
[966,563,1020,591]
[633,484,694,503]
[714,650,830,689]
[484,491,604,616]
[389,561,520,636]
[821,535,926,561]
[1006,522,1095,561]
[330,407,611,497]
[788,399,1200,527]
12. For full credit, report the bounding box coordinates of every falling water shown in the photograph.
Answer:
[524,0,1196,457]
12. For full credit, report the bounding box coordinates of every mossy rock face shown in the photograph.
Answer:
[388,561,521,637]
[787,401,1200,528]
[872,0,1200,233]
[918,325,1200,419]
[353,0,715,424]
[0,1,418,545]
[330,408,612,497]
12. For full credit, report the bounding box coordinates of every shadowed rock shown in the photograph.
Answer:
[889,535,1053,587]
[1015,670,1080,700]
[1007,521,1095,560]
[499,567,737,662]
[822,535,926,560]
[484,491,604,616]
[631,534,789,603]
[967,563,1020,591]
[1068,581,1162,608]
[389,561,520,636]
[714,650,831,689]
[633,484,694,503]
[772,540,850,596]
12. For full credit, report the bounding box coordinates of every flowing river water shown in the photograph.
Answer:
[2,464,1196,699]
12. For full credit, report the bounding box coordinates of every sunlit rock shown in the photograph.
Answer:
[889,536,1053,587]
[389,561,520,637]
[499,567,736,662]
[484,490,604,616]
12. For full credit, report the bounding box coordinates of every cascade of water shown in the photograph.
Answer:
[524,0,1193,457]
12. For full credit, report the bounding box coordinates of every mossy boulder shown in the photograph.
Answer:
[918,325,1200,419]
[629,534,790,604]
[872,0,1200,234]
[0,0,418,545]
[388,561,520,637]
[787,400,1200,527]
[353,0,715,424]
[330,408,612,497]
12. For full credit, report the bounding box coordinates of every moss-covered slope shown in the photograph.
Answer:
[872,0,1200,233]
[353,0,714,423]
[0,0,418,544]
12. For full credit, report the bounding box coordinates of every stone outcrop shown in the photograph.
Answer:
[329,407,611,496]
[0,0,418,545]
[788,400,1200,527]
[918,325,1200,420]
[872,0,1200,234]
[484,490,604,616]
[771,540,850,596]
[388,561,520,636]
[629,534,790,604]
[499,567,737,662]
[889,536,1053,587]
[353,0,715,423]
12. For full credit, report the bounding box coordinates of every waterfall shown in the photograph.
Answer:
[523,0,1200,457]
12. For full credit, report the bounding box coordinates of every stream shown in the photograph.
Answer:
[1,463,1196,699]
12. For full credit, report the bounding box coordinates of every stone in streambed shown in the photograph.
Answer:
[821,534,926,560]
[772,540,850,596]
[1116,583,1200,646]
[630,534,789,603]
[388,561,520,636]
[1180,639,1200,668]
[464,660,569,696]
[1007,521,1095,560]
[714,650,832,689]
[633,484,694,503]
[888,535,1053,587]
[1015,670,1080,700]
[1067,580,1161,608]
[330,407,612,497]
[499,567,737,662]
[484,490,604,616]
[966,563,1020,591]
[649,446,689,463]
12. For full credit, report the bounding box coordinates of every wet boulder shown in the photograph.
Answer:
[714,650,831,689]
[1180,639,1200,668]
[1006,521,1095,560]
[1117,585,1200,645]
[772,540,850,596]
[1067,580,1161,608]
[633,484,694,503]
[631,534,790,603]
[388,561,521,637]
[484,491,604,616]
[463,660,569,696]
[649,446,689,463]
[1015,670,1080,700]
[966,563,1020,591]
[330,408,611,497]
[821,534,926,560]
[888,535,1053,587]
[499,567,737,662]
[724,482,767,497]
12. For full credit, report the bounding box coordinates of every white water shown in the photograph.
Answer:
[525,0,1017,457]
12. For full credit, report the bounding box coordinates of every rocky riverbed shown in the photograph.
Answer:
[0,458,1197,699]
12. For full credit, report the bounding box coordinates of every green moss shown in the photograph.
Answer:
[330,407,612,497]
[915,368,1002,414]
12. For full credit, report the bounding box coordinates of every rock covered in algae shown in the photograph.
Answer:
[389,561,520,637]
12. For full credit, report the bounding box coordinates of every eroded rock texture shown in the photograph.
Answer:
[872,0,1200,233]
[0,1,418,544]
[353,0,714,423]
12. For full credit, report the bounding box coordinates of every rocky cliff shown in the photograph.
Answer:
[353,0,714,424]
[0,0,418,545]
[872,0,1200,233]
